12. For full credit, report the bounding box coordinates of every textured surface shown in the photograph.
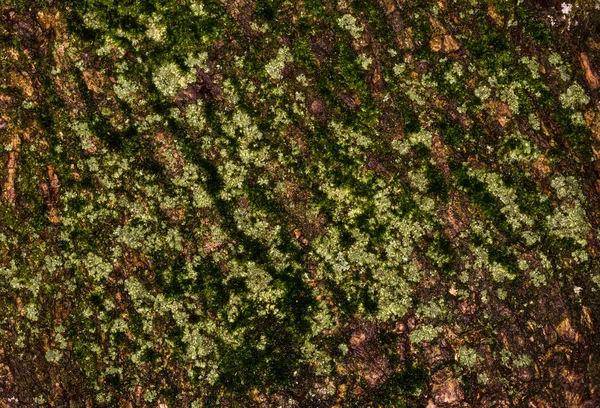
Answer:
[1,0,600,406]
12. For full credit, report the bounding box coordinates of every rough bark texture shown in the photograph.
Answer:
[1,0,600,406]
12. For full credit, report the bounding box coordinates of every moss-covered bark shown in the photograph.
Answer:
[1,0,600,406]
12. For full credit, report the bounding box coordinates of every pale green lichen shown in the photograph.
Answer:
[24,303,39,321]
[513,353,532,368]
[189,0,207,17]
[549,52,571,81]
[528,113,541,130]
[337,14,363,39]
[467,168,533,231]
[145,14,166,42]
[519,56,540,79]
[265,47,293,80]
[186,52,209,72]
[358,54,373,70]
[475,85,491,101]
[83,253,113,282]
[392,129,432,155]
[559,83,590,110]
[152,62,194,97]
[444,62,464,85]
[393,63,406,76]
[498,83,520,114]
[409,324,443,344]
[547,176,589,245]
[457,346,479,368]
[45,349,62,363]
[143,389,157,403]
